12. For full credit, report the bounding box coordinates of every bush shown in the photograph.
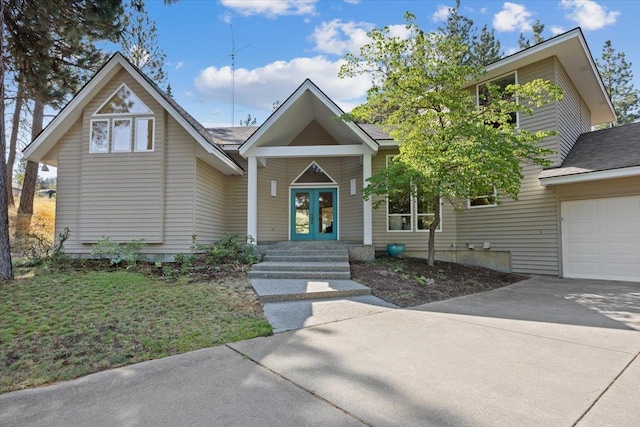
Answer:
[92,236,147,267]
[205,234,261,266]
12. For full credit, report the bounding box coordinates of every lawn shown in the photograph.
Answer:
[0,263,272,394]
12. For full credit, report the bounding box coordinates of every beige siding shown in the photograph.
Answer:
[371,149,458,254]
[339,157,364,241]
[53,120,83,252]
[556,176,640,201]
[289,121,340,146]
[257,158,288,241]
[555,58,592,162]
[161,114,196,253]
[79,69,164,243]
[225,174,248,237]
[194,159,226,244]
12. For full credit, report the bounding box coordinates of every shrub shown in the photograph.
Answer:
[205,234,261,267]
[92,237,147,267]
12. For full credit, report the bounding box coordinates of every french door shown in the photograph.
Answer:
[290,188,337,240]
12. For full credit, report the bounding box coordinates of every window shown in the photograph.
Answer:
[477,72,518,127]
[89,84,155,153]
[468,186,497,208]
[386,156,442,232]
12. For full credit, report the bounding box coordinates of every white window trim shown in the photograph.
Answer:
[134,117,155,152]
[476,71,519,129]
[93,83,152,116]
[89,119,110,153]
[111,118,132,152]
[385,155,442,233]
[467,187,498,209]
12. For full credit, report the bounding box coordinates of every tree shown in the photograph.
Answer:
[1,0,13,280]
[597,40,640,126]
[470,25,501,66]
[5,76,25,207]
[340,13,562,266]
[518,20,545,49]
[240,113,257,126]
[438,1,501,67]
[120,0,167,85]
[4,1,123,238]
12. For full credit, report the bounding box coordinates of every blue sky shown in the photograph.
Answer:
[141,0,639,128]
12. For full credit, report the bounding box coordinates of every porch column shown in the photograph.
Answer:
[363,153,373,245]
[247,156,258,244]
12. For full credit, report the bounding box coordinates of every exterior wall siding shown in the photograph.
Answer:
[556,176,640,201]
[194,158,226,244]
[453,58,596,275]
[339,157,364,241]
[289,120,341,146]
[555,58,592,162]
[371,148,458,254]
[79,69,164,243]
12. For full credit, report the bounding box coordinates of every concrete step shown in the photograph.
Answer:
[251,261,350,273]
[250,278,372,303]
[263,254,347,263]
[248,270,352,280]
[264,249,349,257]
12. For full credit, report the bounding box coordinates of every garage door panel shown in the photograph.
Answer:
[562,195,640,282]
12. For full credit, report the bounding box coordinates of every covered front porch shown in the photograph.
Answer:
[238,79,379,247]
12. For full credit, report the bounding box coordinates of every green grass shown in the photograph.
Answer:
[0,265,272,393]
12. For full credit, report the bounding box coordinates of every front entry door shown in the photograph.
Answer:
[291,188,337,240]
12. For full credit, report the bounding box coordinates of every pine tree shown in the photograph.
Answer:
[470,25,501,66]
[240,114,257,126]
[120,0,167,85]
[518,20,545,49]
[597,40,640,126]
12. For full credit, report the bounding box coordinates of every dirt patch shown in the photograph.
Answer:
[351,257,527,308]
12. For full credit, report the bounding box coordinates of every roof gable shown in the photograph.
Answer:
[470,28,615,126]
[24,52,243,175]
[239,79,377,157]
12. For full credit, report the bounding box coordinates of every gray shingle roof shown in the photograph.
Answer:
[206,123,392,144]
[540,121,640,178]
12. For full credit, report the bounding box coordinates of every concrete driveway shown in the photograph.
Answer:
[2,276,639,426]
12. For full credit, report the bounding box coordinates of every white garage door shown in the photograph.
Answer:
[562,196,640,282]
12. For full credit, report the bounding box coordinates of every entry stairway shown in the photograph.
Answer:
[249,242,396,333]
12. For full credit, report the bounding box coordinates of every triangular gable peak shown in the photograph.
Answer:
[239,79,377,159]
[93,83,152,115]
[291,161,337,185]
[23,52,242,175]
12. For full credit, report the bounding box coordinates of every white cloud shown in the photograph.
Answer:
[493,2,532,32]
[560,0,619,30]
[220,12,232,24]
[344,0,360,4]
[550,25,566,36]
[194,56,371,114]
[174,61,184,71]
[220,0,318,18]
[310,19,373,55]
[310,20,412,56]
[432,4,451,22]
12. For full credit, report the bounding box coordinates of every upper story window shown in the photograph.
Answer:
[477,72,518,127]
[90,84,155,153]
[468,185,497,208]
[386,156,442,232]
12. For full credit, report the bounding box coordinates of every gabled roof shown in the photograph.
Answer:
[239,79,378,157]
[23,52,243,175]
[539,121,640,185]
[470,28,615,126]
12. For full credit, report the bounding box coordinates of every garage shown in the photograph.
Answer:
[561,195,640,282]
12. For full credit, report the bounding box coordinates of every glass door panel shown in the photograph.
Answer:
[291,188,337,240]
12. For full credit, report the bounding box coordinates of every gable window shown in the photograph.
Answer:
[386,156,442,232]
[90,83,155,153]
[477,72,518,127]
[468,186,497,208]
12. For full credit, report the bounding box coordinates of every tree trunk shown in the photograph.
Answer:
[15,98,44,238]
[6,80,24,207]
[0,3,14,280]
[427,196,441,267]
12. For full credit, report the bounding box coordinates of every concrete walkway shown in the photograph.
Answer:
[2,276,639,426]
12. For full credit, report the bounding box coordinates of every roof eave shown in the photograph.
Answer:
[539,165,640,186]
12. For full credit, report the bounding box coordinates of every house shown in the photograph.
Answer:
[23,28,640,282]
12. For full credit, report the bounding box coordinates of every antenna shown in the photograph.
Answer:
[229,24,250,126]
